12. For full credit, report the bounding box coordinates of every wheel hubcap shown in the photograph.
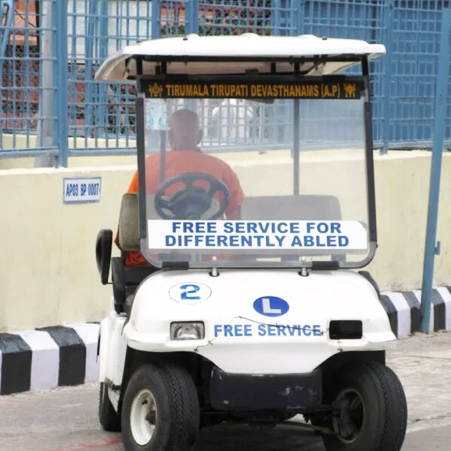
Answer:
[130,389,157,445]
[332,388,364,444]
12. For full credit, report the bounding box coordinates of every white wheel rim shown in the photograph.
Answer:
[130,389,157,445]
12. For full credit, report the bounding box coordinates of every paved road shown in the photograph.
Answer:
[1,331,451,451]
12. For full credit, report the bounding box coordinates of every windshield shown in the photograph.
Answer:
[138,77,374,269]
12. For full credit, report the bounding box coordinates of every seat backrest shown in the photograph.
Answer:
[118,193,140,252]
[240,195,342,221]
[118,194,162,252]
[118,193,170,252]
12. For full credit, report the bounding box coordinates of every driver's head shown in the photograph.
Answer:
[168,109,203,151]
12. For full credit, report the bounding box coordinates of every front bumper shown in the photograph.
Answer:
[126,326,396,374]
[209,366,322,412]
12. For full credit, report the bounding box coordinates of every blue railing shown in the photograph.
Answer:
[0,0,450,165]
[0,0,14,148]
[0,1,13,57]
[0,0,62,160]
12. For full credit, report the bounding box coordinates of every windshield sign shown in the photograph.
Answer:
[147,220,367,250]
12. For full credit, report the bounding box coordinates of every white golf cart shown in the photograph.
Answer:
[94,34,407,451]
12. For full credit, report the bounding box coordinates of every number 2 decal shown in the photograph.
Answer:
[180,284,201,300]
[169,283,211,303]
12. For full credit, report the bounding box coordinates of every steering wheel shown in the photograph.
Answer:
[154,172,230,220]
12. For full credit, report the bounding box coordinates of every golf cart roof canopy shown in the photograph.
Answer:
[95,34,386,82]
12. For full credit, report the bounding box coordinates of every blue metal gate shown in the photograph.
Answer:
[0,0,450,163]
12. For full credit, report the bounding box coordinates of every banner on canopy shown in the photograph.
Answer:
[141,79,364,100]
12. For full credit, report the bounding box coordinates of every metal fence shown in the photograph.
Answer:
[1,0,450,166]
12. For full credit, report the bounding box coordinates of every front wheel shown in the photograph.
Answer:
[322,361,407,451]
[121,363,200,451]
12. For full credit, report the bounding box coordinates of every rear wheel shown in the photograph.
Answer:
[322,361,407,451]
[99,382,121,432]
[121,363,200,451]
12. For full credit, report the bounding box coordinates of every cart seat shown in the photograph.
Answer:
[117,193,160,253]
[112,193,158,313]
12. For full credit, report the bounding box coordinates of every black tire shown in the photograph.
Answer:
[322,361,407,451]
[99,382,121,432]
[121,363,200,451]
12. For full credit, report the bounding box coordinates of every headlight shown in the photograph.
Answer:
[170,322,205,340]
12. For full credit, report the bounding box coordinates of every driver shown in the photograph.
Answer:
[118,108,245,267]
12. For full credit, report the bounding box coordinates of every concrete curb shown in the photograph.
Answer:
[381,286,451,339]
[0,323,99,395]
[1,286,451,395]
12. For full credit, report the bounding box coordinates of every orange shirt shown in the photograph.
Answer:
[121,149,245,266]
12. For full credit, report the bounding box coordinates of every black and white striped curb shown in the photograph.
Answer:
[1,287,450,395]
[0,323,99,396]
[381,286,451,339]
